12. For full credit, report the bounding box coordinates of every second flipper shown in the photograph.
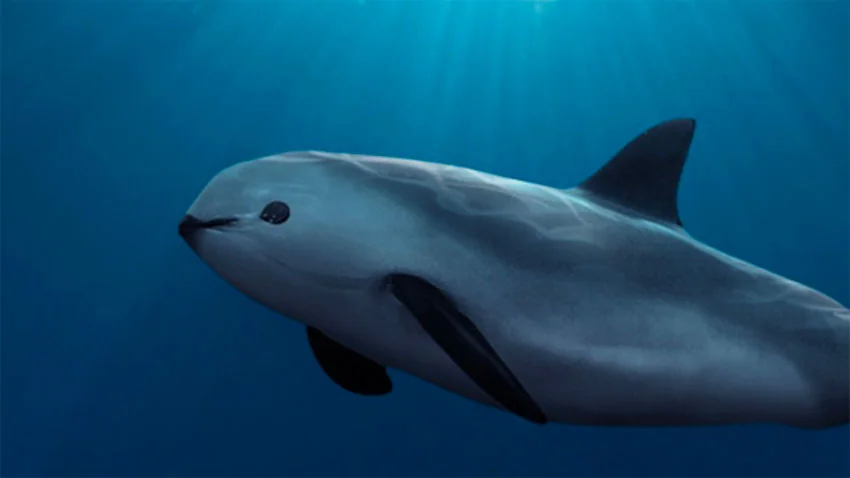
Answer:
[306,326,393,396]
[387,273,547,424]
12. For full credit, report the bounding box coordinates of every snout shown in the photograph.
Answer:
[178,215,238,244]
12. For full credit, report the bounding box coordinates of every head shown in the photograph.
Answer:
[178,152,419,320]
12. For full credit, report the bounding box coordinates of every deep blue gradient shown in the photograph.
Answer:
[2,1,848,476]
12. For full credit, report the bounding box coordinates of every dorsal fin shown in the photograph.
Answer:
[577,118,696,227]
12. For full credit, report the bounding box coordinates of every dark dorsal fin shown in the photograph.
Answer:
[577,118,696,227]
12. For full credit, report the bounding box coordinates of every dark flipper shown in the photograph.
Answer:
[306,326,392,396]
[388,273,547,424]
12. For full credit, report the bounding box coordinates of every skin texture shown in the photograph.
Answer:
[180,128,849,429]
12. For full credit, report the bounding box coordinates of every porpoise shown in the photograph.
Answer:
[179,119,849,428]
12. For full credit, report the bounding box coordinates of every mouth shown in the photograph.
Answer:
[178,214,238,243]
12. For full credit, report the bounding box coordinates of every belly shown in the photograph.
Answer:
[301,283,824,428]
[493,299,823,427]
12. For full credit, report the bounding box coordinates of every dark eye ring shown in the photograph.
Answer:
[260,201,290,225]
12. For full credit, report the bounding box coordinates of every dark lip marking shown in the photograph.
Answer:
[201,217,239,228]
[179,215,238,240]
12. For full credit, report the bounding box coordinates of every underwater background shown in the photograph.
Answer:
[2,0,848,476]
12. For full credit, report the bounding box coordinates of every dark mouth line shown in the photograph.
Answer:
[202,217,239,228]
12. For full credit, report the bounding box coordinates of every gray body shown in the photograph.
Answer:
[181,119,849,428]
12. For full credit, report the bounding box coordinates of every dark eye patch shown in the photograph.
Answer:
[260,201,290,225]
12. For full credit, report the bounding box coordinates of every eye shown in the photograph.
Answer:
[260,201,290,225]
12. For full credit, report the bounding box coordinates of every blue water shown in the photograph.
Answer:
[3,1,848,476]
